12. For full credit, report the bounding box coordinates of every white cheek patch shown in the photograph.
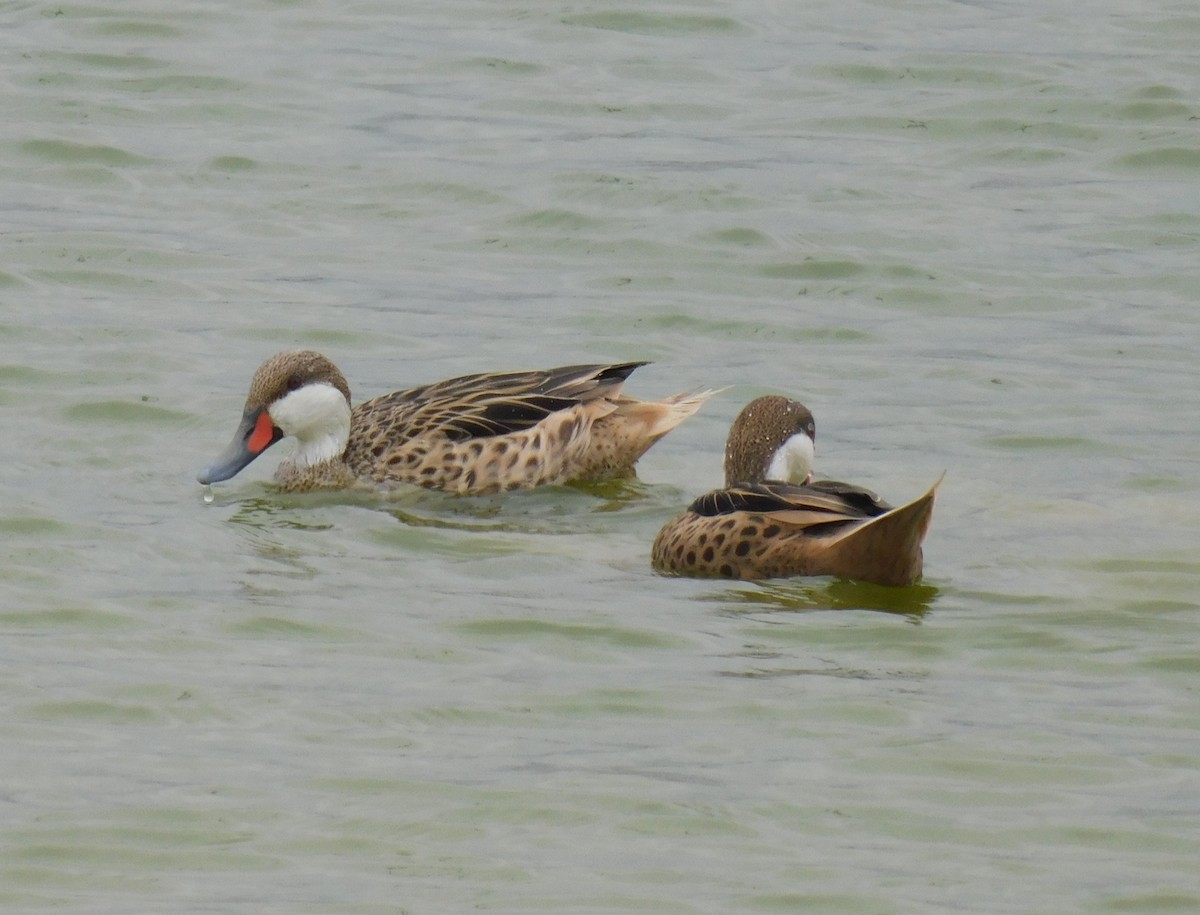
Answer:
[765,432,815,485]
[267,383,351,467]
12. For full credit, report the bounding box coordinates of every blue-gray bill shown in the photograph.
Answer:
[197,409,282,485]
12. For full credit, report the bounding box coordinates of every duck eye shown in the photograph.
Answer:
[286,374,303,392]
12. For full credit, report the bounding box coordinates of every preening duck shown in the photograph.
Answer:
[651,395,939,587]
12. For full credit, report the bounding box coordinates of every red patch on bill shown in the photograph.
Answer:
[248,411,276,454]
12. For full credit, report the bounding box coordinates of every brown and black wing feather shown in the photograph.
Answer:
[389,361,645,406]
[689,480,893,535]
[352,362,646,446]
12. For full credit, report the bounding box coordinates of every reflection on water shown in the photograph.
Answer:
[565,476,656,510]
[226,496,336,532]
[705,576,940,619]
[206,476,660,537]
[384,478,664,534]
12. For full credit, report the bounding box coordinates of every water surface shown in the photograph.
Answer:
[2,0,1199,912]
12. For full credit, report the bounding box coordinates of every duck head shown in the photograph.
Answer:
[722,395,816,487]
[197,350,352,485]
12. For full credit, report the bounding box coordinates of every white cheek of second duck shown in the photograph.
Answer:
[765,432,815,485]
[267,383,352,467]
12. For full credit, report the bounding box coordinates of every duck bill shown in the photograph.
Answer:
[197,408,283,485]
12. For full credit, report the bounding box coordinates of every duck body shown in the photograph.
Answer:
[651,395,938,587]
[198,351,713,495]
[652,477,938,586]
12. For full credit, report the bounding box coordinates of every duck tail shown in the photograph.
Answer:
[617,388,722,444]
[575,389,720,481]
[826,475,943,586]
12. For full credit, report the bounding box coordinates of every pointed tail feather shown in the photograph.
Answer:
[826,475,942,586]
[616,389,723,443]
[577,389,721,480]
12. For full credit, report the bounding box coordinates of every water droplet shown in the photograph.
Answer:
[202,486,214,504]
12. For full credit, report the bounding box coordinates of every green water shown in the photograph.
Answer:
[2,0,1199,912]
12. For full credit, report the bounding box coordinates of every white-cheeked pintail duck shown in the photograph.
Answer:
[651,395,940,587]
[198,350,714,494]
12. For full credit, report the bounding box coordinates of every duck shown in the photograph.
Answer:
[651,395,940,587]
[197,350,714,494]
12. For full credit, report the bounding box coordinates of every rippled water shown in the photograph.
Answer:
[3,0,1199,912]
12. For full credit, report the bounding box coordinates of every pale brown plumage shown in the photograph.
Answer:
[198,351,714,494]
[652,396,939,587]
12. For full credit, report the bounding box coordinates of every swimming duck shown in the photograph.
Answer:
[197,350,714,494]
[651,395,939,587]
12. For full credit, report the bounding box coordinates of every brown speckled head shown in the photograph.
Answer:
[244,350,351,412]
[722,395,815,486]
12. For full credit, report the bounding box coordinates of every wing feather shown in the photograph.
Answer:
[351,362,646,443]
[688,480,893,533]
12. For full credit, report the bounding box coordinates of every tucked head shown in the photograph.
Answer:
[197,350,352,485]
[722,395,816,487]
